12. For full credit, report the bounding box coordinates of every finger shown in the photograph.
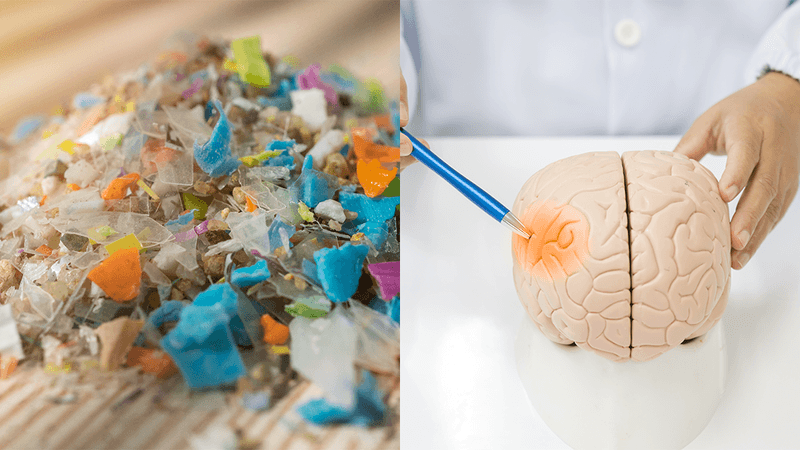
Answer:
[400,134,412,157]
[400,76,409,127]
[716,117,763,202]
[730,196,782,269]
[399,155,417,172]
[674,108,720,161]
[728,160,780,251]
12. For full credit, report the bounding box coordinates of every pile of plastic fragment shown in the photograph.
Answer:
[0,33,400,430]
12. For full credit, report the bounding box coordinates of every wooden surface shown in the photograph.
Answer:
[0,0,400,135]
[0,362,399,450]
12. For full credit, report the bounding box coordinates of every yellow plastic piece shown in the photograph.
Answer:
[230,36,271,87]
[104,233,143,256]
[136,179,160,201]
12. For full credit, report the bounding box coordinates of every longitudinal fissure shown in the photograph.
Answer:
[620,155,634,355]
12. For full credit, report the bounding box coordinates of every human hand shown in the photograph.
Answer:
[674,71,800,270]
[400,75,425,171]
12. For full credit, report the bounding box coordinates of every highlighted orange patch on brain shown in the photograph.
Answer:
[513,200,590,281]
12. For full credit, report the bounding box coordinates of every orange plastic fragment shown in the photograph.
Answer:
[39,195,47,206]
[512,200,590,281]
[66,184,81,191]
[0,356,18,379]
[126,346,179,379]
[372,114,392,130]
[87,247,142,302]
[357,159,397,198]
[245,195,258,213]
[141,143,179,175]
[101,173,140,200]
[261,314,289,345]
[35,245,53,256]
[352,133,400,163]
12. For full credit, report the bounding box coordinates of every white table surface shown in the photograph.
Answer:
[400,137,800,450]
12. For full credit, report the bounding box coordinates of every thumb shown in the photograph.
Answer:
[674,110,720,161]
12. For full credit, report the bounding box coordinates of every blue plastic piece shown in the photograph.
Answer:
[165,209,196,228]
[230,259,271,288]
[193,100,240,177]
[263,149,296,170]
[297,371,385,426]
[301,259,321,285]
[204,100,217,122]
[368,295,399,324]
[160,303,246,389]
[192,283,252,346]
[257,96,292,111]
[313,243,369,303]
[72,92,105,110]
[401,128,510,222]
[267,139,296,151]
[339,143,350,157]
[10,115,46,143]
[291,156,339,208]
[338,192,400,226]
[267,217,296,253]
[134,300,185,346]
[356,222,389,248]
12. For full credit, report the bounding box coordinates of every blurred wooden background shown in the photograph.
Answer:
[0,0,400,135]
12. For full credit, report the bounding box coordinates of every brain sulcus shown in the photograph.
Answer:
[512,151,731,362]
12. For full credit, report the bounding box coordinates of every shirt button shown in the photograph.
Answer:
[614,19,641,48]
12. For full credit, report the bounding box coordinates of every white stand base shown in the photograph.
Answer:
[515,318,727,450]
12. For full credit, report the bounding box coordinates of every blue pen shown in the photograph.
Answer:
[401,129,531,239]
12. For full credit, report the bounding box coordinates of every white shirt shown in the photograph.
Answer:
[401,0,800,137]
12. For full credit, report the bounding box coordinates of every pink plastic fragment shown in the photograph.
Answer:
[297,64,338,108]
[194,220,209,235]
[367,261,399,300]
[174,228,196,243]
[182,78,203,99]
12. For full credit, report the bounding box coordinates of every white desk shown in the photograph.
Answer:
[400,137,800,450]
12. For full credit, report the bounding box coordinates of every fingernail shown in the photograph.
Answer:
[723,184,739,200]
[737,230,750,248]
[736,252,751,268]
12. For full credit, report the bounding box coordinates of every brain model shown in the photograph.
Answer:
[512,151,731,362]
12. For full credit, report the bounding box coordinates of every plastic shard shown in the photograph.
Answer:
[297,370,385,426]
[101,173,141,200]
[161,303,246,389]
[230,36,271,87]
[87,247,142,302]
[104,233,144,256]
[0,304,25,360]
[357,159,397,198]
[95,316,144,370]
[126,346,179,379]
[289,307,358,407]
[260,314,289,345]
[367,261,399,300]
[339,192,399,226]
[230,259,271,288]
[193,100,240,177]
[313,243,369,303]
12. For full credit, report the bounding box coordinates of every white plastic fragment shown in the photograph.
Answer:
[0,304,25,360]
[64,159,101,188]
[306,129,345,170]
[77,112,134,150]
[314,199,346,223]
[290,88,328,131]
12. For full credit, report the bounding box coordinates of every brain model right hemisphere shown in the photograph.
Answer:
[512,151,731,362]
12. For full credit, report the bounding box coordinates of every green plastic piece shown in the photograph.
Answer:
[298,201,314,222]
[182,193,208,220]
[382,177,400,197]
[285,302,328,319]
[231,36,271,87]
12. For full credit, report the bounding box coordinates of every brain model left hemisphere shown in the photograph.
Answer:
[512,151,731,362]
